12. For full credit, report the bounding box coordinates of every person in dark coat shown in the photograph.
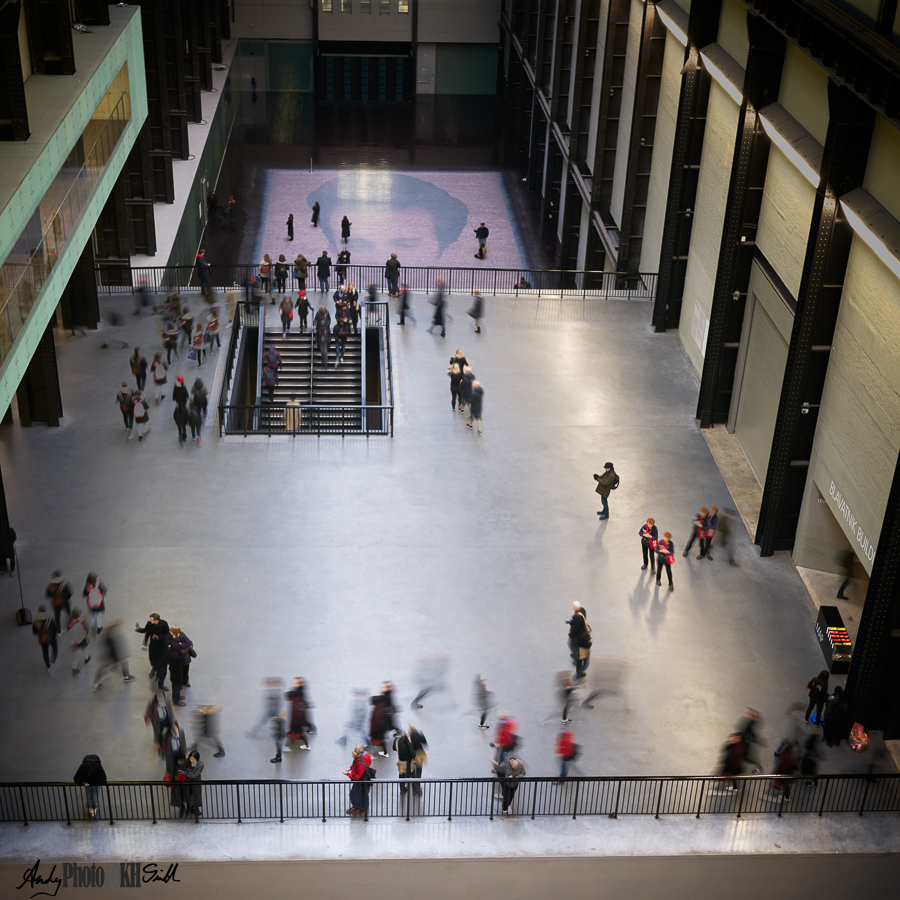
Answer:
[448,363,463,412]
[294,255,309,294]
[369,682,398,758]
[316,251,332,293]
[180,749,204,818]
[468,290,484,333]
[311,200,320,227]
[467,381,484,434]
[460,364,475,415]
[116,383,134,438]
[341,215,352,243]
[195,250,211,297]
[427,279,447,337]
[594,463,617,520]
[639,518,659,574]
[144,688,173,756]
[393,725,428,795]
[172,375,189,410]
[286,214,294,241]
[684,507,709,557]
[800,732,822,786]
[47,570,73,634]
[314,306,332,367]
[717,734,748,790]
[166,626,194,706]
[384,253,401,297]
[491,756,525,813]
[164,720,186,814]
[73,754,107,818]
[33,606,58,670]
[566,602,589,664]
[822,686,851,747]
[296,290,312,331]
[347,284,360,333]
[804,670,830,726]
[130,347,149,392]
[173,402,189,445]
[136,613,170,690]
[772,737,799,799]
[336,249,350,286]
[285,677,315,750]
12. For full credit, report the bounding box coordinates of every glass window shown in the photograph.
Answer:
[379,0,389,12]
[341,0,351,11]
[322,0,333,11]
[361,0,371,10]
[399,0,409,11]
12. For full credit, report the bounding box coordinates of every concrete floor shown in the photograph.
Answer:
[3,290,892,792]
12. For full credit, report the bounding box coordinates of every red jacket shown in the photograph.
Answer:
[494,719,517,749]
[555,731,576,760]
[346,752,372,781]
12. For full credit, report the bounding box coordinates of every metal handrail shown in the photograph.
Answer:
[95,264,658,300]
[3,774,898,824]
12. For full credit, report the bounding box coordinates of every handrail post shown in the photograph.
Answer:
[406,781,411,822]
[236,784,242,824]
[279,781,284,824]
[859,778,871,817]
[610,780,621,819]
[736,779,745,819]
[530,779,537,820]
[777,780,786,817]
[489,779,494,821]
[818,777,830,817]
[150,783,157,824]
[654,781,662,819]
[321,782,326,823]
[447,780,453,822]
[19,786,28,826]
[695,779,705,819]
[571,778,580,820]
[63,785,71,826]
[106,784,114,825]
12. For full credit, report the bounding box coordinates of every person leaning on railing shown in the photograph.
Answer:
[345,744,374,817]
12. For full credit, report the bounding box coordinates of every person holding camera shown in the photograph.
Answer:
[593,462,618,520]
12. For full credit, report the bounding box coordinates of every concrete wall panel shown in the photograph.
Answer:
[717,0,749,69]
[234,1,313,40]
[777,44,828,147]
[863,116,900,222]
[419,0,501,43]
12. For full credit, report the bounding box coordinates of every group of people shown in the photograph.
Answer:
[682,505,736,565]
[447,349,485,434]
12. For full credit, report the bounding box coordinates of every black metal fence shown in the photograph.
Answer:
[95,264,657,300]
[4,774,899,825]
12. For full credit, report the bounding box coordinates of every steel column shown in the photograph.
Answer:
[755,83,874,554]
[0,1,30,141]
[17,322,63,427]
[696,17,785,428]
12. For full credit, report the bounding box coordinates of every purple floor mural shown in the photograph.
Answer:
[256,170,527,270]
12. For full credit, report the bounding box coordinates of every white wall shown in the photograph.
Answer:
[678,80,740,373]
[233,1,315,39]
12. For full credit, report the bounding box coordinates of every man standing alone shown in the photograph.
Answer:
[474,223,489,259]
[594,463,617,520]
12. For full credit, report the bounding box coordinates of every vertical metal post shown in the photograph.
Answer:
[447,780,453,821]
[571,778,580,820]
[62,786,71,826]
[236,784,242,824]
[736,780,746,819]
[279,782,284,823]
[817,777,830,817]
[859,779,871,817]
[530,780,537,820]
[489,780,494,821]
[654,781,662,819]
[19,786,28,826]
[695,779,705,818]
[610,780,621,819]
[321,782,326,822]
[150,785,157,824]
[106,784,114,825]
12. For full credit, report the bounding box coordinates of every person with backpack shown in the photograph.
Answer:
[151,352,167,402]
[191,378,208,422]
[333,318,349,367]
[553,728,578,783]
[345,744,373,816]
[33,606,58,670]
[683,507,709,558]
[804,670,830,726]
[593,463,618,520]
[83,572,107,633]
[294,254,308,294]
[116,383,134,439]
[258,254,273,297]
[296,290,312,331]
[46,570,73,635]
[67,607,91,673]
[280,295,293,339]
[655,531,675,591]
[130,348,148,391]
[566,602,589,664]
[490,713,518,764]
[393,725,428,795]
[274,254,289,296]
[639,518,658,574]
[73,754,107,819]
[132,390,150,441]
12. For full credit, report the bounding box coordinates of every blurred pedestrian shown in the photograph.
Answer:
[179,306,194,351]
[427,279,447,337]
[207,307,221,352]
[394,725,427,795]
[468,290,484,333]
[559,673,577,722]
[341,215,352,244]
[193,704,226,758]
[491,756,525,813]
[173,402,188,445]
[116,383,134,438]
[163,320,180,365]
[166,625,193,707]
[144,688,173,756]
[285,677,314,751]
[474,675,495,729]
[702,506,719,560]
[772,736,799,800]
[250,677,285,737]
[136,613,170,690]
[684,507,709,558]
[311,200,320,228]
[822,686,851,747]
[33,606,58,670]
[467,380,484,434]
[735,707,762,773]
[337,688,370,747]
[151,352,168,403]
[718,508,737,565]
[716,733,749,791]
[296,290,312,331]
[286,214,294,241]
[83,572,107,633]
[369,682,398,758]
[593,463,617,520]
[336,248,350,286]
[460,364,474,415]
[804,670,830,726]
[46,570,72,635]
[552,728,578,783]
[284,395,302,432]
[640,518,658,574]
[132,390,150,441]
[836,548,854,599]
[333,318,349,367]
[398,284,414,324]
[73,754,107,819]
[345,744,373,816]
[188,401,203,447]
[280,295,293,338]
[130,347,148,392]
[801,732,822,786]
[347,284,360,333]
[164,720,186,815]
[490,713,518,764]
[92,618,136,688]
[270,711,287,763]
[191,324,205,367]
[655,531,674,591]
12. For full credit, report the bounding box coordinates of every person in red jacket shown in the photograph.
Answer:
[639,518,658,574]
[553,729,578,783]
[345,744,372,817]
[490,713,518,764]
[656,531,675,591]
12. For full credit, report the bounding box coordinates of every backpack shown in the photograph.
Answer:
[153,362,167,382]
[363,765,377,781]
[260,263,270,275]
[849,722,868,752]
[86,583,103,610]
[133,398,146,418]
[611,473,620,490]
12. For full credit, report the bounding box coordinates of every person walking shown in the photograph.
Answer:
[294,254,309,295]
[274,255,289,296]
[47,570,73,635]
[316,250,332,294]
[280,295,293,338]
[683,507,709,557]
[136,613,170,690]
[337,688,370,748]
[73,754,107,819]
[718,508,737,565]
[394,725,427,795]
[166,625,193,707]
[345,744,373,817]
[552,729,578,783]
[132,390,150,441]
[83,572,107,633]
[249,677,285,737]
[460,364,474,416]
[333,318,349,367]
[191,378,208,421]
[369,682,398,758]
[195,249,211,299]
[655,531,675,591]
[467,380,484,434]
[491,756,525,813]
[716,733,749,791]
[314,306,332,367]
[593,463,617,520]
[468,290,484,333]
[474,222,489,258]
[92,619,136,689]
[258,255,273,297]
[347,284,360,334]
[701,506,719,560]
[836,548,854,600]
[385,253,401,298]
[296,290,312,331]
[33,606,58,670]
[172,375,188,411]
[173,400,189,445]
[130,347,148,392]
[191,323,206,367]
[286,213,294,241]
[489,713,518,764]
[116,383,134,438]
[336,248,350,287]
[163,321,180,365]
[804,670,830,726]
[341,215,352,244]
[822,686,851,747]
[448,363,463,412]
[270,711,287,764]
[427,279,447,337]
[227,195,236,226]
[193,704,226,758]
[311,200,320,228]
[179,307,194,351]
[151,353,168,403]
[772,737,799,801]
[398,283,414,325]
[285,677,314,751]
[474,675,495,729]
[188,402,203,447]
[640,518,658,574]
[800,732,822,786]
[566,602,589,664]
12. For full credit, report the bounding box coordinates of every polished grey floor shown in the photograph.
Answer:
[0,292,892,790]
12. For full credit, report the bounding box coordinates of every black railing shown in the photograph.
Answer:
[3,774,899,825]
[95,264,657,300]
[216,298,260,432]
